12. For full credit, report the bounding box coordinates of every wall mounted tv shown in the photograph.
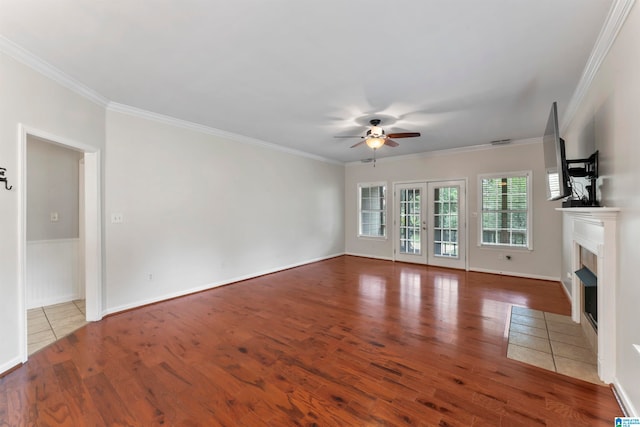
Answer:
[543,102,572,200]
[542,101,600,207]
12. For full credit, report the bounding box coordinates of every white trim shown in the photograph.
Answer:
[103,253,344,316]
[18,125,104,363]
[346,138,541,166]
[478,170,533,251]
[0,36,109,107]
[561,0,636,134]
[0,37,341,166]
[26,238,80,244]
[558,207,619,384]
[613,377,638,417]
[344,252,394,262]
[107,102,341,165]
[0,356,23,376]
[357,182,388,239]
[468,267,560,283]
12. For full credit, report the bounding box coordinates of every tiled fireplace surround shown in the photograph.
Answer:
[559,207,619,384]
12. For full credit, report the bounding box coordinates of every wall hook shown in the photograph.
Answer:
[0,167,13,190]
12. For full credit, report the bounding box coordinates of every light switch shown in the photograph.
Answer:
[111,213,124,224]
[50,212,59,222]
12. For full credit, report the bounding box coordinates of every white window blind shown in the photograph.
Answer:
[358,183,386,238]
[480,172,531,248]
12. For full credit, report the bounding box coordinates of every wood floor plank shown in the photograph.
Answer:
[0,256,623,425]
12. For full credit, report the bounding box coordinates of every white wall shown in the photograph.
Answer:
[345,141,564,280]
[27,135,83,240]
[562,1,640,414]
[104,110,345,313]
[0,52,106,372]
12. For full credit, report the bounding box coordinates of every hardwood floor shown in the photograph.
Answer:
[0,256,622,426]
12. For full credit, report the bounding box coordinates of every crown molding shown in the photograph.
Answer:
[0,36,340,165]
[561,0,636,133]
[0,36,110,107]
[107,102,342,165]
[346,137,540,166]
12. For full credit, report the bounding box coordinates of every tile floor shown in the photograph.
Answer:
[27,300,87,355]
[507,305,604,385]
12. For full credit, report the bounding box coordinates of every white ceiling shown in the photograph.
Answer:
[0,0,614,163]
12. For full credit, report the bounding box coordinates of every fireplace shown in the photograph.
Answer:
[577,247,598,326]
[559,207,619,384]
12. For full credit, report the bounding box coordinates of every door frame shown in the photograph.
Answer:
[17,124,103,363]
[392,178,469,270]
[393,182,428,264]
[427,179,467,269]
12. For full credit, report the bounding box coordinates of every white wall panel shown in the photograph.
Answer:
[26,239,80,308]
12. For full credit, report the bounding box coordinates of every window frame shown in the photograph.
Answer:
[357,182,387,239]
[477,171,533,250]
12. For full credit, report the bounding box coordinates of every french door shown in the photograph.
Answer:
[394,180,466,269]
[395,183,427,264]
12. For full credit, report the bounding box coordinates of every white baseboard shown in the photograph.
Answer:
[0,356,23,377]
[28,293,81,309]
[344,252,394,261]
[613,377,638,417]
[104,252,345,316]
[468,267,560,282]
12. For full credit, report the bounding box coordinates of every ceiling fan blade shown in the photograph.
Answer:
[384,139,399,147]
[350,140,366,148]
[333,135,363,139]
[387,132,421,138]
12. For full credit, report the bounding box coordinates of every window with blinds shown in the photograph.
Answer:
[358,183,386,238]
[479,172,531,248]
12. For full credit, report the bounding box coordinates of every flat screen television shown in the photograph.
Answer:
[543,102,572,200]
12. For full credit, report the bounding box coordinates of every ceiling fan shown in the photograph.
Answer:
[335,119,421,150]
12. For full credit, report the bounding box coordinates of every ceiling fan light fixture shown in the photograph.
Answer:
[369,125,384,137]
[365,137,385,149]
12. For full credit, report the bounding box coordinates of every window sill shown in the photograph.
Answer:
[478,244,532,251]
[358,235,388,241]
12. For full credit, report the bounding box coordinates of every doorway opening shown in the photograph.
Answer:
[393,180,467,270]
[18,124,102,362]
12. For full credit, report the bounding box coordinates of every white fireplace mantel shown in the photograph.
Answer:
[558,207,619,383]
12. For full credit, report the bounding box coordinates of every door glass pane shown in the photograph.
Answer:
[399,188,421,255]
[433,186,459,258]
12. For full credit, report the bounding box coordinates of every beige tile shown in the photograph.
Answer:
[508,331,552,353]
[50,314,86,330]
[510,314,546,329]
[548,330,592,349]
[554,356,604,385]
[44,302,81,319]
[53,323,86,339]
[51,315,87,338]
[28,328,56,344]
[544,312,574,325]
[28,338,55,355]
[27,308,46,320]
[509,322,548,339]
[512,306,544,319]
[546,320,584,337]
[550,341,597,364]
[28,316,52,334]
[507,344,556,371]
[74,299,86,314]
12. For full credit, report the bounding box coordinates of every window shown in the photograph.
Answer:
[358,183,386,238]
[479,172,531,249]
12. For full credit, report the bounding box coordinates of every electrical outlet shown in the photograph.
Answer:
[148,273,153,281]
[111,213,124,224]
[50,212,59,222]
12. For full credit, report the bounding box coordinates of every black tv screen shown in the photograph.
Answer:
[543,102,572,200]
